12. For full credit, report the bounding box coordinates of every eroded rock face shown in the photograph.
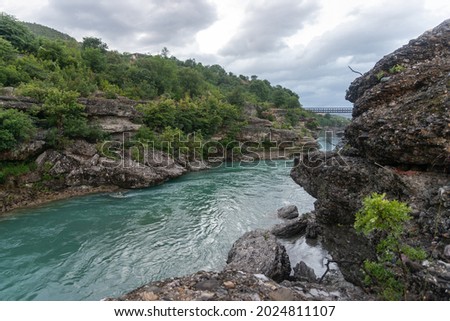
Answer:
[226,230,291,282]
[34,142,187,189]
[290,20,450,298]
[291,152,407,225]
[0,140,187,212]
[80,97,142,119]
[0,140,46,161]
[290,152,449,284]
[0,96,144,138]
[345,19,450,169]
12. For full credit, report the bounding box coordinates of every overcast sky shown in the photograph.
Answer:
[1,0,449,106]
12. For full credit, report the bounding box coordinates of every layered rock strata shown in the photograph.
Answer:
[291,19,450,299]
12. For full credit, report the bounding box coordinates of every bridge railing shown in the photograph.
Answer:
[303,107,353,114]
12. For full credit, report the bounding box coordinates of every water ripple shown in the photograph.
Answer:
[0,161,315,300]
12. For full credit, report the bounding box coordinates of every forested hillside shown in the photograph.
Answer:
[23,22,76,42]
[0,13,347,156]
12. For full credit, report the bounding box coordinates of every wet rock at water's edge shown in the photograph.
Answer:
[277,205,299,219]
[226,230,291,282]
[271,217,308,238]
[293,261,317,283]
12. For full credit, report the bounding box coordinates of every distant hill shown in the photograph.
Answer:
[23,22,76,42]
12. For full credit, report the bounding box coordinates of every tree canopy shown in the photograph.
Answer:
[0,13,349,153]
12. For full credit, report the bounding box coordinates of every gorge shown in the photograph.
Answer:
[0,16,448,302]
[114,19,449,301]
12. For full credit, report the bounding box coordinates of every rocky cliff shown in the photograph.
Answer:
[0,94,312,213]
[0,96,187,213]
[345,20,449,169]
[291,19,450,299]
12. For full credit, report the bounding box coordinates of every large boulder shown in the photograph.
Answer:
[271,216,308,238]
[226,230,291,282]
[345,19,450,169]
[277,205,299,219]
[293,261,317,283]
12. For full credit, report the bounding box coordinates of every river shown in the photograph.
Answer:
[0,160,322,300]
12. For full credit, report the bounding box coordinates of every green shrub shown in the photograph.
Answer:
[355,193,427,300]
[16,81,51,102]
[41,88,84,127]
[355,193,411,237]
[63,115,105,142]
[40,88,104,142]
[45,127,68,149]
[0,162,33,184]
[99,79,123,99]
[134,126,158,145]
[0,37,17,62]
[0,128,16,151]
[0,108,36,151]
[305,120,319,130]
[389,64,405,74]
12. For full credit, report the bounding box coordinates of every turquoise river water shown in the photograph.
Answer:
[0,160,324,300]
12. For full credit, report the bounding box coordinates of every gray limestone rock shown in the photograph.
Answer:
[277,205,299,219]
[293,261,317,283]
[226,230,291,282]
[271,217,308,238]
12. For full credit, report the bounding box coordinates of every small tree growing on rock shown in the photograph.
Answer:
[354,193,426,300]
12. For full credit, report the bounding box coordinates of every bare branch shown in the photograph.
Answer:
[348,65,363,76]
[318,259,361,283]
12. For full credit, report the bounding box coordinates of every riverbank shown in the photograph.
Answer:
[0,133,330,216]
[0,160,317,300]
[0,90,328,216]
[0,184,120,216]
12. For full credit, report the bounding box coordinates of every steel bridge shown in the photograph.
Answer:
[303,107,353,114]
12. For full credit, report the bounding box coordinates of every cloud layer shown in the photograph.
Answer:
[218,0,448,105]
[219,0,320,57]
[1,0,449,106]
[40,0,217,51]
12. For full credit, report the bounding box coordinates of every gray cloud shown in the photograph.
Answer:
[3,0,447,106]
[298,3,430,69]
[39,0,217,51]
[220,0,446,106]
[219,0,320,57]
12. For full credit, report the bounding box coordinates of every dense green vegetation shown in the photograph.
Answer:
[0,13,348,157]
[0,161,35,184]
[354,193,427,300]
[0,107,36,151]
[23,22,75,42]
